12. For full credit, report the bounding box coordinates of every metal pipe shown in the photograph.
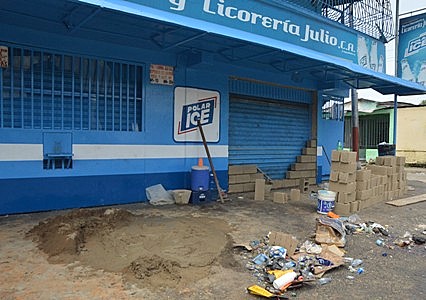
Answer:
[393,0,400,145]
[351,89,359,160]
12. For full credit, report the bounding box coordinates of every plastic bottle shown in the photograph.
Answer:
[401,59,415,82]
[376,239,384,246]
[337,140,343,150]
[377,55,384,73]
[318,277,332,285]
[369,40,378,71]
[351,259,363,267]
[273,271,297,290]
[417,61,426,86]
[357,36,370,68]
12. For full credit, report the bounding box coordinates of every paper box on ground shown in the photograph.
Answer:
[340,151,357,163]
[315,217,346,247]
[331,150,341,162]
[269,231,298,256]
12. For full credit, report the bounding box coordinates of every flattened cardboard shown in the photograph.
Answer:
[269,231,299,256]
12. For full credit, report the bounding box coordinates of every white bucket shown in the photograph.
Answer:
[317,190,336,214]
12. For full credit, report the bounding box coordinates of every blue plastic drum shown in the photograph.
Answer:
[191,166,209,191]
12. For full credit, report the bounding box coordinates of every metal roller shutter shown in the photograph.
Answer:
[229,95,311,179]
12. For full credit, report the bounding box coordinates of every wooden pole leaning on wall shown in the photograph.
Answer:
[197,120,224,203]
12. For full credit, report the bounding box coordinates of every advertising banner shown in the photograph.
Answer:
[174,87,220,142]
[398,13,426,86]
[81,0,385,71]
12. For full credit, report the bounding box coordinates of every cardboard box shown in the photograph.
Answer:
[254,179,265,200]
[340,151,357,163]
[334,202,350,215]
[329,182,356,193]
[273,192,288,204]
[356,189,372,200]
[290,189,301,201]
[356,169,371,181]
[330,170,339,182]
[269,232,298,256]
[339,172,356,183]
[337,162,357,173]
[331,150,341,162]
[337,191,356,204]
[350,201,360,213]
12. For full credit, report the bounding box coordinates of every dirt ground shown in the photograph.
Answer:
[0,168,425,300]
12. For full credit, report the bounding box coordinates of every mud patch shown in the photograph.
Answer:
[28,208,235,290]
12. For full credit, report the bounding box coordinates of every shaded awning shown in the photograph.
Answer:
[2,0,425,95]
[76,0,425,96]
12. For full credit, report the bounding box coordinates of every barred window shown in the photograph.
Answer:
[0,46,143,131]
[322,95,343,121]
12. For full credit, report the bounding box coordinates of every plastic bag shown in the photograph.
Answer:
[146,184,174,205]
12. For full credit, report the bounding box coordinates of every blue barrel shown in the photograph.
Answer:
[191,166,210,191]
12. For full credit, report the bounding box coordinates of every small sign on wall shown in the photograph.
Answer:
[150,64,174,85]
[0,46,8,68]
[174,87,220,142]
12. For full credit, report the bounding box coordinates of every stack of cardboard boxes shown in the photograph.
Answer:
[329,150,357,215]
[331,151,407,215]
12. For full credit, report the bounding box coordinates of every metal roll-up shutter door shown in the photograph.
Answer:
[229,96,311,179]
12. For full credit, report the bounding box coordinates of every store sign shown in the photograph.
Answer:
[174,87,220,142]
[109,0,385,69]
[398,13,426,86]
[0,46,8,68]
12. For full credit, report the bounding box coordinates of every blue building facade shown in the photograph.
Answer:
[0,0,424,214]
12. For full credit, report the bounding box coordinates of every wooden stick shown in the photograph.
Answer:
[197,120,224,203]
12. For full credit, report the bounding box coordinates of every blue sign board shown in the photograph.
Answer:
[81,0,385,71]
[398,13,426,86]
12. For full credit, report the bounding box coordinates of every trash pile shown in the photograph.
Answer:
[236,212,426,298]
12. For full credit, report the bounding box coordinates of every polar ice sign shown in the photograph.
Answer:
[398,13,426,86]
[174,87,220,142]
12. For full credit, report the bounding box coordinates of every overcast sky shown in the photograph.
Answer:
[357,0,426,104]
